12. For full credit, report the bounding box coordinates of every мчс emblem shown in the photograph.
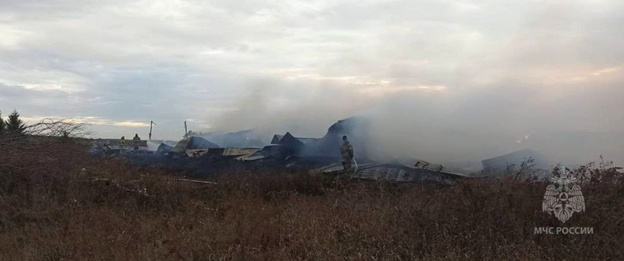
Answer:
[542,166,585,223]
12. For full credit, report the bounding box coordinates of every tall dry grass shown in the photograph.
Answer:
[1,138,623,260]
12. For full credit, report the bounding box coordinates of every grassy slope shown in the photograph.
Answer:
[0,139,623,260]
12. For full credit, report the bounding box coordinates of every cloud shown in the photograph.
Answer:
[592,66,620,76]
[113,121,150,127]
[359,85,447,96]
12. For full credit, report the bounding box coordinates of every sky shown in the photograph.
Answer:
[1,0,623,165]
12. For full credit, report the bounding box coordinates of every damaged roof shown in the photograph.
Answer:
[171,136,221,153]
[316,159,469,184]
[271,132,319,146]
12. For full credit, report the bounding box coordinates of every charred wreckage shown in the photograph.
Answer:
[90,117,471,185]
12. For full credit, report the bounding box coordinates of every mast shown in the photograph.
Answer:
[149,121,153,140]
[184,120,188,138]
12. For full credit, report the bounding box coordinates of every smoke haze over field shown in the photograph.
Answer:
[1,0,623,165]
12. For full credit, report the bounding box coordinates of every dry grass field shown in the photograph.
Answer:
[1,137,623,260]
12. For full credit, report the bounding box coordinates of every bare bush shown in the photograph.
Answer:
[0,119,92,171]
[25,118,93,138]
[572,156,624,184]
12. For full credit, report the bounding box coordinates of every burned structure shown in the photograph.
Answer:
[91,138,149,154]
[171,136,221,157]
[90,116,470,184]
[316,159,465,185]
[236,117,372,167]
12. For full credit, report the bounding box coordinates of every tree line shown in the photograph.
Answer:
[0,110,26,135]
[0,110,92,140]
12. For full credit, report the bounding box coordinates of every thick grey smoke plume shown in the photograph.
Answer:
[210,72,624,169]
[203,1,624,168]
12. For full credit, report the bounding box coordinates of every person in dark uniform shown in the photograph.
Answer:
[120,136,126,151]
[132,133,141,151]
[340,135,354,173]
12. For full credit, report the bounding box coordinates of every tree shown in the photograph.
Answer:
[0,110,5,134]
[5,110,26,134]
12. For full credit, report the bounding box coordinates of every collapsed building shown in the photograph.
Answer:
[171,136,221,157]
[91,138,149,154]
[90,116,471,184]
[238,116,372,165]
[216,117,468,183]
[316,159,464,185]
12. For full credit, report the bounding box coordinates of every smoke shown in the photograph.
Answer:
[211,77,376,141]
[206,72,624,169]
[203,1,624,168]
[146,141,160,152]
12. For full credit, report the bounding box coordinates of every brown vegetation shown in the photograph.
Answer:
[1,138,623,260]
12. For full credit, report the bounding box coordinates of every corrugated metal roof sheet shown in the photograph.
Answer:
[171,137,221,153]
[237,154,269,161]
[171,138,190,153]
[315,161,469,184]
[223,147,259,156]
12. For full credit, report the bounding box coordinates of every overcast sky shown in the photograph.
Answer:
[1,0,623,163]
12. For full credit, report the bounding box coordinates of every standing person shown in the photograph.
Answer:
[120,136,126,151]
[103,143,111,156]
[340,135,354,173]
[133,133,141,151]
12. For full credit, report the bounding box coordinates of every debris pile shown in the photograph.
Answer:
[90,117,483,184]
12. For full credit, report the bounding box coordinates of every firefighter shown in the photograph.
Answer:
[103,143,111,156]
[340,135,354,174]
[133,133,141,151]
[120,136,126,151]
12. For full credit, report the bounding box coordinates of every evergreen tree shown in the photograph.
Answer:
[5,110,26,134]
[0,110,5,134]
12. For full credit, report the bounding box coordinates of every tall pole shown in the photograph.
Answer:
[149,121,153,140]
[184,121,188,138]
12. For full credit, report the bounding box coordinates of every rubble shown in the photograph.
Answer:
[315,158,467,184]
[171,136,220,153]
[156,143,173,154]
[89,116,473,185]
